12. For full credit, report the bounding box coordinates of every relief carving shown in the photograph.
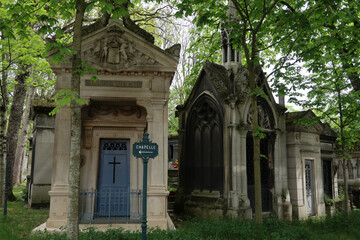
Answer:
[88,104,142,119]
[100,35,133,65]
[82,32,161,70]
[299,124,320,134]
[234,65,250,102]
[247,104,272,129]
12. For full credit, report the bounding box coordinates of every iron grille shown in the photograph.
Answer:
[79,188,142,224]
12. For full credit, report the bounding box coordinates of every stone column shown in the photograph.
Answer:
[46,106,71,228]
[227,100,240,215]
[137,99,171,229]
[238,128,252,218]
[275,114,292,220]
[273,131,283,218]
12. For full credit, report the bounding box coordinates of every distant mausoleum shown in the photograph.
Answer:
[28,99,55,207]
[337,141,360,208]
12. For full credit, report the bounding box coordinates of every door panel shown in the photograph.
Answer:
[97,139,130,217]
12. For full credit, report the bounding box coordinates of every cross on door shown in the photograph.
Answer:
[108,156,121,183]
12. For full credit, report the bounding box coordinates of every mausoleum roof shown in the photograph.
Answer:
[30,98,56,119]
[286,110,324,134]
[48,20,180,75]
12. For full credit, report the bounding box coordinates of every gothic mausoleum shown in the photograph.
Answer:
[175,3,338,220]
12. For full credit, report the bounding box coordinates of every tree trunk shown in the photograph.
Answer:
[343,158,349,213]
[13,85,35,185]
[66,0,85,238]
[336,83,349,214]
[6,65,29,201]
[248,62,262,223]
[0,54,9,206]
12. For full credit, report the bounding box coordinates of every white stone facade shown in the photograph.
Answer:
[45,20,179,230]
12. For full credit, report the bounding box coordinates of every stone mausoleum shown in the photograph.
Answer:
[27,100,55,207]
[175,3,338,220]
[337,141,360,208]
[43,20,180,230]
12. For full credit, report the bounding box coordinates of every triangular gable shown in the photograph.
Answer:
[286,110,324,134]
[50,20,179,73]
[182,61,229,111]
[321,123,337,140]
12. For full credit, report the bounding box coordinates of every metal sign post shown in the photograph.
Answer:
[133,133,158,240]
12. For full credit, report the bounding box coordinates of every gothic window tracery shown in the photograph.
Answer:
[247,100,275,129]
[185,96,224,194]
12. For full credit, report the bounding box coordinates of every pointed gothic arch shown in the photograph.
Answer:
[246,97,276,130]
[184,94,224,194]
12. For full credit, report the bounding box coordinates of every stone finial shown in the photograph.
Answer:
[227,1,239,21]
[222,1,241,71]
[165,44,181,58]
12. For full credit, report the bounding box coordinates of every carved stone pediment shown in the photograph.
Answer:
[49,21,179,74]
[297,123,323,134]
[203,61,229,99]
[82,30,161,71]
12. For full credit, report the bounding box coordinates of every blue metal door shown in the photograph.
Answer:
[97,139,130,217]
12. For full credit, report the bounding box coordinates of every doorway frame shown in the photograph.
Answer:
[305,159,315,216]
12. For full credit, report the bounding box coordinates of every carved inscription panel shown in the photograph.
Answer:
[85,80,142,88]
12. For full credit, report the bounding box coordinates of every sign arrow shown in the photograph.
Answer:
[139,150,153,154]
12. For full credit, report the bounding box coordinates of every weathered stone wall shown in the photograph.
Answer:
[29,106,55,207]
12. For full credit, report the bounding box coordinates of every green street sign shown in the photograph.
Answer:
[132,132,158,240]
[133,133,158,158]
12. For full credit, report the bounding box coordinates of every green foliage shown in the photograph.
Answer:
[0,201,49,240]
[168,89,180,135]
[265,1,360,152]
[182,27,222,97]
[253,126,266,139]
[324,194,337,206]
[3,201,360,240]
[167,185,177,192]
[50,89,88,115]
[13,184,28,201]
[338,186,345,201]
